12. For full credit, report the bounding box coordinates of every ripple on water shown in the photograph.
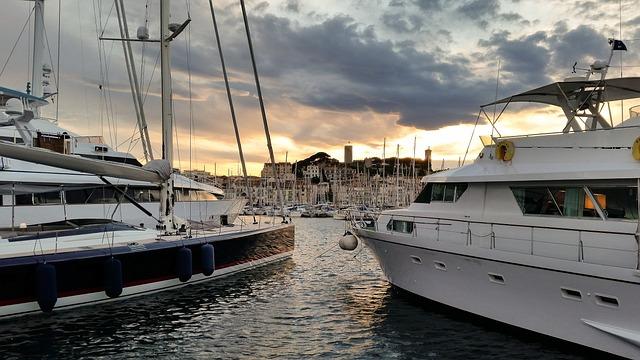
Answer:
[0,218,590,359]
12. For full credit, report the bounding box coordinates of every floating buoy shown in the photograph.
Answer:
[339,231,358,251]
[632,137,640,160]
[201,244,215,276]
[495,140,515,161]
[35,263,57,313]
[104,258,123,298]
[176,247,193,282]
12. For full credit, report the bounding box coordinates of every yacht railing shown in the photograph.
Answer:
[494,123,640,141]
[357,212,640,270]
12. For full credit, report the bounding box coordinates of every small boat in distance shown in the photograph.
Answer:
[346,39,640,358]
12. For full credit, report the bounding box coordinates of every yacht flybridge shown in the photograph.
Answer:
[0,0,294,319]
[346,39,640,357]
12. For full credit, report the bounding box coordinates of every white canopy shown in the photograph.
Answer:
[482,77,640,108]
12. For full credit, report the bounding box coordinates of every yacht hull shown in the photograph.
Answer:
[0,224,294,319]
[360,232,640,358]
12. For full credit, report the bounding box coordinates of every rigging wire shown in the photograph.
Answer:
[76,0,91,132]
[142,49,160,105]
[209,0,257,223]
[239,0,287,222]
[0,7,35,81]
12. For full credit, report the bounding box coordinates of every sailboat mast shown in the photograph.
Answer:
[158,0,176,231]
[115,0,153,162]
[160,0,173,165]
[31,0,45,100]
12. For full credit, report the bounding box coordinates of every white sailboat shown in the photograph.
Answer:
[0,0,294,319]
[0,1,244,229]
[345,39,640,358]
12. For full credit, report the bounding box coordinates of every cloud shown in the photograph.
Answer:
[412,0,444,12]
[457,0,499,21]
[236,14,496,129]
[380,12,424,33]
[284,0,300,13]
[477,23,612,98]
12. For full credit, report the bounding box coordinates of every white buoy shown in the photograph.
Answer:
[339,231,358,251]
[137,26,150,40]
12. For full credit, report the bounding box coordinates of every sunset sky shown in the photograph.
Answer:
[3,0,640,175]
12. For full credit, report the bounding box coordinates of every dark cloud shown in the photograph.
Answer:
[412,0,444,12]
[479,31,551,85]
[239,14,495,129]
[381,13,424,33]
[457,0,499,20]
[284,0,300,13]
[478,24,611,95]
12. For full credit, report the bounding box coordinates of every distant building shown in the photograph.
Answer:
[425,147,432,173]
[260,162,293,180]
[344,144,353,164]
[183,169,215,185]
[303,164,321,179]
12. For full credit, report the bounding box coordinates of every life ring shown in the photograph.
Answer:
[632,137,640,160]
[495,140,515,161]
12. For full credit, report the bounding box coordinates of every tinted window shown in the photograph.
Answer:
[512,186,635,219]
[15,194,33,206]
[415,183,432,203]
[443,185,455,202]
[387,219,414,233]
[590,187,638,220]
[34,191,61,205]
[431,184,444,202]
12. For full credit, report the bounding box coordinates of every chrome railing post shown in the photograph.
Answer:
[436,218,440,242]
[466,222,471,246]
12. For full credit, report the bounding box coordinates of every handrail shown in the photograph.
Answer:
[365,211,635,237]
[371,212,639,269]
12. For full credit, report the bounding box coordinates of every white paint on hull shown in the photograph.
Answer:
[361,234,640,358]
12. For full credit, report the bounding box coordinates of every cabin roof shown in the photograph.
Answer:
[0,85,48,107]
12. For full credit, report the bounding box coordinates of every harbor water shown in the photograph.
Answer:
[0,218,593,359]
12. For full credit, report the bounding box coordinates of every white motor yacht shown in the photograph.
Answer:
[347,39,640,358]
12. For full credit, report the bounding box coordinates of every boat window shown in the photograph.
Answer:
[588,187,638,220]
[33,191,61,205]
[386,219,414,234]
[148,189,160,202]
[15,194,33,206]
[455,184,468,201]
[443,185,455,202]
[174,189,217,201]
[420,183,468,203]
[431,184,444,202]
[197,190,217,201]
[415,183,433,203]
[511,186,637,219]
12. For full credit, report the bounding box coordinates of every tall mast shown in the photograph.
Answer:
[115,0,153,162]
[395,144,399,207]
[158,0,176,232]
[160,0,172,164]
[31,0,45,100]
